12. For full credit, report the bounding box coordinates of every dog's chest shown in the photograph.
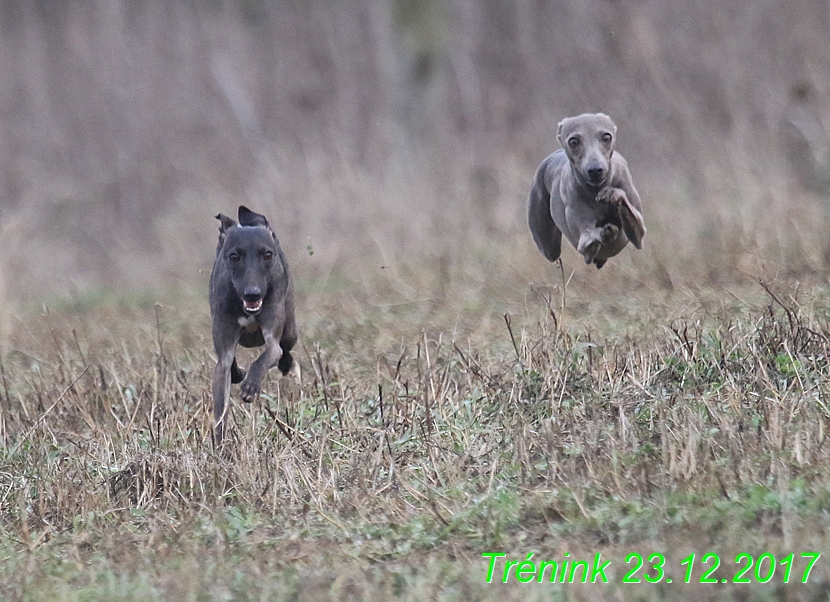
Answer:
[238,315,260,333]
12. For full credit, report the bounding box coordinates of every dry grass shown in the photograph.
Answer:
[2,264,830,600]
[3,0,830,300]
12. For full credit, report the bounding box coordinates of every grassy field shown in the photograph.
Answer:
[2,251,830,601]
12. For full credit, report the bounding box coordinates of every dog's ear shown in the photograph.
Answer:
[597,113,616,129]
[595,113,618,137]
[238,205,270,228]
[216,213,237,233]
[215,213,236,254]
[556,120,565,147]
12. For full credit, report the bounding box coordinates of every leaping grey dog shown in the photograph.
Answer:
[210,206,297,443]
[528,113,646,269]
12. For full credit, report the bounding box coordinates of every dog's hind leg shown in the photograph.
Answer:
[528,177,563,263]
[577,227,606,264]
[592,223,619,269]
[230,358,246,384]
[278,344,294,376]
[212,350,235,443]
[277,292,298,376]
[278,349,293,375]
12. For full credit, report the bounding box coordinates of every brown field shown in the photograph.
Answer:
[3,265,830,600]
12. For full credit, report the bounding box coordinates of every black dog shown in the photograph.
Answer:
[209,206,297,442]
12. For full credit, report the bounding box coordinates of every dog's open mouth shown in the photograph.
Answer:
[243,299,263,314]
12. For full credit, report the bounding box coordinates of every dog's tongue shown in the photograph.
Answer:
[244,299,263,312]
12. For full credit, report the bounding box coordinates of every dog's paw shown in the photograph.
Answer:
[239,378,260,403]
[581,239,601,264]
[596,187,625,206]
[601,223,619,244]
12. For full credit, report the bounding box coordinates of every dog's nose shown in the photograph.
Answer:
[243,287,262,301]
[586,165,604,181]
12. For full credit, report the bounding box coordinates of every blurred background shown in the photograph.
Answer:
[0,0,829,305]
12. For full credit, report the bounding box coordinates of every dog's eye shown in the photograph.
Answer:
[568,137,580,148]
[229,253,240,263]
[263,251,273,262]
[602,133,613,144]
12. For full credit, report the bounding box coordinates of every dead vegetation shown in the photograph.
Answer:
[2,0,830,299]
[2,275,830,599]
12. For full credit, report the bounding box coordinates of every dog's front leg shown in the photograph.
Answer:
[597,186,645,249]
[212,350,235,442]
[240,330,283,402]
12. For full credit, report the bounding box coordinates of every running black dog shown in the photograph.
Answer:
[209,206,297,442]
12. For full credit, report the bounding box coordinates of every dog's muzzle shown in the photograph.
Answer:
[243,299,263,314]
[582,157,609,187]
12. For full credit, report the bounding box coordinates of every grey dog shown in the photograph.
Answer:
[528,113,646,269]
[209,206,297,442]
